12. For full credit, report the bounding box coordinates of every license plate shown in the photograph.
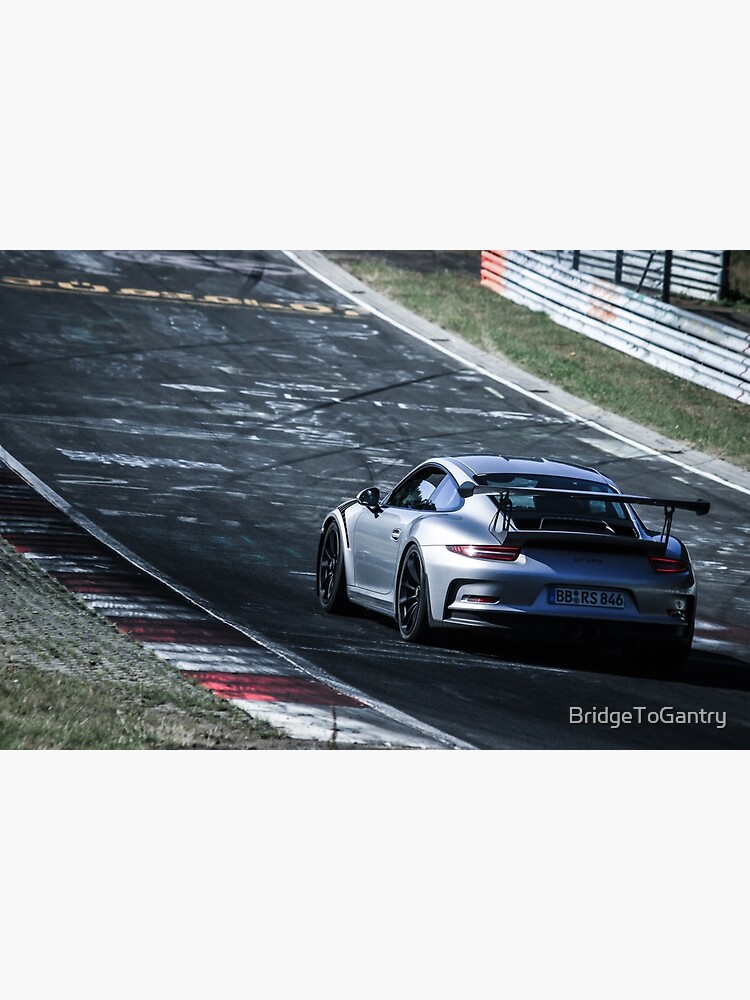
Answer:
[548,587,626,609]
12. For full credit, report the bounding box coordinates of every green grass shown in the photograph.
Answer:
[0,661,290,749]
[728,250,750,303]
[0,536,307,749]
[334,256,750,471]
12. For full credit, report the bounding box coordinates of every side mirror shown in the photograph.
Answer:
[356,486,382,514]
[457,481,476,498]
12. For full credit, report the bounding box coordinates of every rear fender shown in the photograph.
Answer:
[396,542,442,628]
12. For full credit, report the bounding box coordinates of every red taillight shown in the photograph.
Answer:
[447,545,521,562]
[649,556,689,573]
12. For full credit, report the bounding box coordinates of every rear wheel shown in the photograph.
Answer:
[655,637,692,669]
[657,611,695,669]
[624,627,693,670]
[396,547,430,642]
[317,523,349,613]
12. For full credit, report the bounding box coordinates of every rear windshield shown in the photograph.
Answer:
[481,474,632,531]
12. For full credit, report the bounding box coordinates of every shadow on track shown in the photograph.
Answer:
[315,530,749,694]
[341,611,750,693]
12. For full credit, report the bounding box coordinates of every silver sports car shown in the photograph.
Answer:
[316,455,710,666]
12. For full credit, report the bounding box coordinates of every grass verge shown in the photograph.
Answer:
[328,253,750,471]
[0,537,309,749]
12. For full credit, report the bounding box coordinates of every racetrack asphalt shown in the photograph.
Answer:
[1,250,748,749]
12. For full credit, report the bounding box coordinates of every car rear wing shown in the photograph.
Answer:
[458,483,710,546]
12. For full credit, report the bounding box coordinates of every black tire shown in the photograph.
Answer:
[655,638,692,670]
[317,522,349,613]
[656,610,695,670]
[396,547,431,642]
[623,628,693,670]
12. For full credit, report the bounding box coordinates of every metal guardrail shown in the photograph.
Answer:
[534,250,730,302]
[480,250,750,404]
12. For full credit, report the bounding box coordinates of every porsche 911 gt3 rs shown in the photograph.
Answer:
[316,455,710,666]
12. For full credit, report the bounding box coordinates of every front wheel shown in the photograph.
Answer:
[396,547,431,642]
[317,523,349,613]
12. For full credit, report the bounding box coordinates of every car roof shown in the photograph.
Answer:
[432,455,613,486]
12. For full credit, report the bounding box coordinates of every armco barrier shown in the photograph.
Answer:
[481,250,750,405]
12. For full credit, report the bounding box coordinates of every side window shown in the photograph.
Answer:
[388,468,446,511]
[429,474,464,512]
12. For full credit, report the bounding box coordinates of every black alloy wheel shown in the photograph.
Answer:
[397,547,430,642]
[318,523,349,612]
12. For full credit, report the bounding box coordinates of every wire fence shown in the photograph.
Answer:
[533,250,730,303]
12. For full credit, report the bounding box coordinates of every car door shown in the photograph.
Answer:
[352,506,420,595]
[352,467,447,596]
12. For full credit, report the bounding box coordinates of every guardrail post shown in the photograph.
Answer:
[572,250,580,271]
[614,250,623,285]
[637,251,656,293]
[719,251,731,300]
[662,250,673,303]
